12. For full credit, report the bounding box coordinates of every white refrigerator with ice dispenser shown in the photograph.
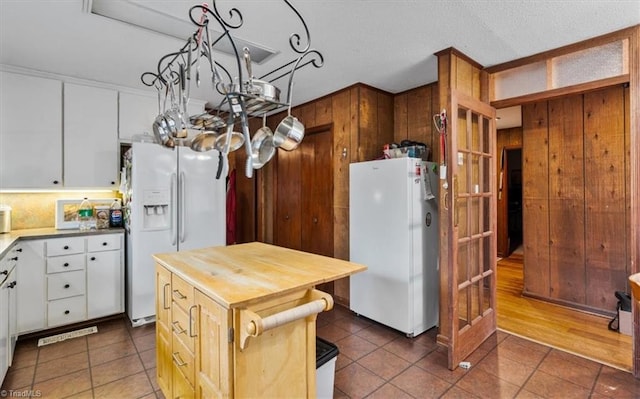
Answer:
[124,142,227,326]
[349,157,439,337]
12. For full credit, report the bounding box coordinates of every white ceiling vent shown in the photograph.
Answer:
[85,0,277,64]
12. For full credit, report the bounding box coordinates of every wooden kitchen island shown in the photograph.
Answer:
[153,242,366,399]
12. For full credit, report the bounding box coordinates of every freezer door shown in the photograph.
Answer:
[177,147,226,251]
[127,143,177,324]
[349,158,415,334]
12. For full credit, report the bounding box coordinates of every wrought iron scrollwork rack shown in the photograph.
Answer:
[139,1,324,178]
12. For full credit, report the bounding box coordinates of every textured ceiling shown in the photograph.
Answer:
[1,0,638,114]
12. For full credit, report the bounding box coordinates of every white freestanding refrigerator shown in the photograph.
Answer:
[124,142,227,326]
[349,157,439,337]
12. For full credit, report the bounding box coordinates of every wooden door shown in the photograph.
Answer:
[274,149,302,250]
[301,129,334,257]
[440,90,497,369]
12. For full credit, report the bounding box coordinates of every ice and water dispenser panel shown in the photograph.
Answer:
[142,189,170,230]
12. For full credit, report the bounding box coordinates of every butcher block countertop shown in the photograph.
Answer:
[153,241,367,309]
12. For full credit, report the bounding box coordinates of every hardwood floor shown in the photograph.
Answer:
[496,253,633,372]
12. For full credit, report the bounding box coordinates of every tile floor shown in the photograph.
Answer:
[2,307,639,399]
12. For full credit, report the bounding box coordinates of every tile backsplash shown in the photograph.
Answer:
[0,192,120,230]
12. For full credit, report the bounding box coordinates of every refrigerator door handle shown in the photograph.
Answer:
[179,171,186,243]
[171,172,178,246]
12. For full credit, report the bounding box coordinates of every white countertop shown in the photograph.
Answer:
[0,227,125,257]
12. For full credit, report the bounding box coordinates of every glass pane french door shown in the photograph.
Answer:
[442,90,497,369]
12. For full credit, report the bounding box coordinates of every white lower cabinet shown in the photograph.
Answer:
[16,240,45,334]
[87,234,124,319]
[15,232,124,334]
[1,245,19,382]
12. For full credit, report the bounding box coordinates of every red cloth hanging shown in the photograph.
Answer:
[226,168,237,245]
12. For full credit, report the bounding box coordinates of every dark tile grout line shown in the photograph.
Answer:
[9,316,158,399]
[323,310,606,399]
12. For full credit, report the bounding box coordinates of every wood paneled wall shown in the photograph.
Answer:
[394,83,439,161]
[239,84,394,306]
[522,85,629,314]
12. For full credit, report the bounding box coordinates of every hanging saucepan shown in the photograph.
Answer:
[273,90,304,151]
[152,83,175,148]
[164,74,187,140]
[250,114,276,169]
[242,47,280,102]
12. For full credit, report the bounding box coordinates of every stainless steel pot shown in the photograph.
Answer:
[243,47,280,102]
[250,116,276,169]
[274,114,304,151]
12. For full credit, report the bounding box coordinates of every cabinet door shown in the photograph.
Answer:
[16,240,46,334]
[119,91,205,142]
[7,267,17,364]
[156,265,173,396]
[0,277,9,382]
[118,91,159,142]
[87,249,123,319]
[195,289,231,399]
[0,71,63,188]
[64,83,118,188]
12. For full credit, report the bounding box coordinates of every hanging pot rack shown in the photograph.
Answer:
[139,1,324,178]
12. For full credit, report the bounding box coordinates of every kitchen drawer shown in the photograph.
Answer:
[0,245,20,273]
[45,237,85,256]
[87,234,121,252]
[47,295,86,327]
[46,253,85,274]
[47,270,85,300]
[172,331,195,387]
[171,273,194,312]
[172,302,196,353]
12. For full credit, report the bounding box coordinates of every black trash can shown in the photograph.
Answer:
[316,337,339,399]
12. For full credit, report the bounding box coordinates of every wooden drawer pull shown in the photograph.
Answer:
[172,289,187,300]
[172,352,187,367]
[172,321,186,335]
[188,305,197,338]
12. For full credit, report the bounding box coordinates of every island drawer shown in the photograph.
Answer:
[171,274,194,311]
[172,332,195,387]
[171,302,195,353]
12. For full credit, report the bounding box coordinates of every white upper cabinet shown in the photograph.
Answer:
[119,90,206,142]
[63,83,118,188]
[118,91,159,142]
[0,71,63,189]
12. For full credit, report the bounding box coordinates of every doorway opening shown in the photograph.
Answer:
[505,148,522,255]
[497,145,523,258]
